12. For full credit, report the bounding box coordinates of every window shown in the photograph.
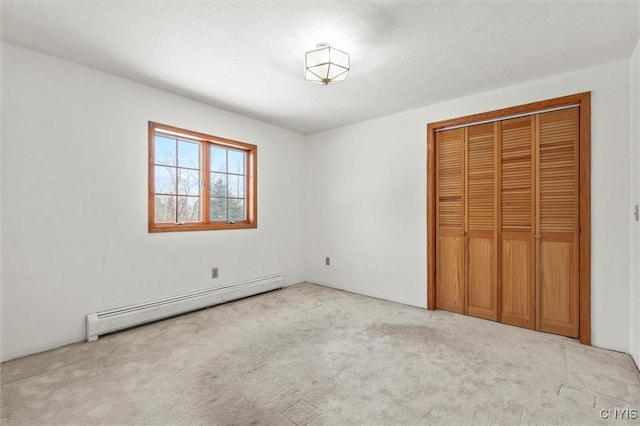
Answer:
[148,122,257,232]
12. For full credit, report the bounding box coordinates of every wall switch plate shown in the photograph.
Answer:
[212,267,219,278]
[325,257,330,266]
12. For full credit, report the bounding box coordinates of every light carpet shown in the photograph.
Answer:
[2,283,639,425]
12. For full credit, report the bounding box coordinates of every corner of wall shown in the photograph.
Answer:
[629,37,640,369]
[0,42,4,363]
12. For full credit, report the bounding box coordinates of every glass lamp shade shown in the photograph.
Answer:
[305,44,350,85]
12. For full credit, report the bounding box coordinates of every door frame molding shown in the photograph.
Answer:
[427,92,591,345]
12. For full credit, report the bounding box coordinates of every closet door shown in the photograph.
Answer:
[500,116,536,329]
[536,108,579,337]
[436,128,465,313]
[466,123,497,320]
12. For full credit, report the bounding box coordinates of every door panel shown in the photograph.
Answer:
[537,108,579,337]
[467,236,496,319]
[500,117,533,232]
[540,241,577,335]
[467,123,495,231]
[436,128,465,313]
[501,237,535,329]
[466,122,497,320]
[500,117,535,329]
[437,235,465,313]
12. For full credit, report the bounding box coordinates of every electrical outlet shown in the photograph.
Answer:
[325,257,330,266]
[212,267,219,278]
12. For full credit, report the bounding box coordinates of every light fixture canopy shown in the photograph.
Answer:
[304,43,350,85]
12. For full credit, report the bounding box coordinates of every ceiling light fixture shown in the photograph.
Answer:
[304,43,350,85]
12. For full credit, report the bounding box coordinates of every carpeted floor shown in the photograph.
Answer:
[2,283,639,425]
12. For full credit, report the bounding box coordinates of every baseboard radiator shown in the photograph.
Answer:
[86,274,283,342]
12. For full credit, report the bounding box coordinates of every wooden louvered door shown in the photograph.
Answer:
[499,116,536,330]
[429,93,590,343]
[536,108,579,337]
[436,128,465,313]
[466,123,498,320]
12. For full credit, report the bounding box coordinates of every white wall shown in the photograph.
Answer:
[305,59,632,353]
[0,43,3,361]
[630,38,640,369]
[1,42,306,361]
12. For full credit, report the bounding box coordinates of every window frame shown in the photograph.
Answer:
[148,121,257,233]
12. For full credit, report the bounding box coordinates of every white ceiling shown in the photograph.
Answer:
[2,1,639,134]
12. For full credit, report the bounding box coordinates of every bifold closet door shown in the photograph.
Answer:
[500,116,536,330]
[436,128,465,313]
[536,108,579,337]
[433,103,582,338]
[466,123,497,320]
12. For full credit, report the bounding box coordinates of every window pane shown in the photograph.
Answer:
[228,149,245,175]
[178,140,200,169]
[228,199,245,221]
[155,166,177,194]
[238,177,245,199]
[155,135,176,166]
[177,196,200,223]
[178,169,200,196]
[155,195,176,223]
[211,197,227,221]
[211,172,228,197]
[227,174,243,198]
[211,146,227,172]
